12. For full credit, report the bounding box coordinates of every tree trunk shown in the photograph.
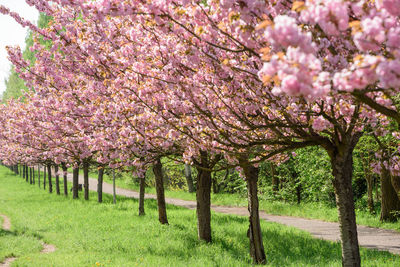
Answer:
[380,165,400,221]
[112,169,116,204]
[242,163,266,265]
[391,175,400,201]
[328,145,361,267]
[72,167,79,199]
[293,172,301,205]
[32,166,35,184]
[97,167,104,203]
[83,161,89,200]
[271,164,279,192]
[62,163,68,196]
[25,165,28,182]
[55,165,60,195]
[47,164,53,193]
[38,164,40,188]
[184,164,195,193]
[195,162,212,242]
[296,182,302,205]
[43,165,46,190]
[138,174,145,216]
[153,158,168,224]
[29,167,33,184]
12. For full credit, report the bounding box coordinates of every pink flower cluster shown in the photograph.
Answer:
[300,0,349,36]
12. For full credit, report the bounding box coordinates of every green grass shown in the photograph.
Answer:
[0,167,399,266]
[93,171,400,232]
[50,166,400,231]
[0,214,42,263]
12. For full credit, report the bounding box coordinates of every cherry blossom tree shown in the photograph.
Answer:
[1,1,399,266]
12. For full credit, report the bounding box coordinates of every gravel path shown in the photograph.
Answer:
[0,214,56,267]
[63,171,400,255]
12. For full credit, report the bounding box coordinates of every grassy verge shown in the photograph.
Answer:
[37,166,400,231]
[92,171,400,232]
[1,166,399,266]
[0,214,42,263]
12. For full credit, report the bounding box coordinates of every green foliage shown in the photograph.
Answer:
[2,67,28,102]
[0,167,399,266]
[257,148,335,204]
[292,147,335,203]
[161,158,193,191]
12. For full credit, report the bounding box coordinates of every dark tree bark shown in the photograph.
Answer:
[15,165,19,175]
[326,137,361,267]
[292,171,301,205]
[43,165,46,190]
[271,164,279,192]
[296,182,302,205]
[37,165,40,188]
[47,164,53,193]
[97,166,104,203]
[72,167,79,199]
[153,158,168,224]
[184,164,195,193]
[55,165,60,195]
[241,162,266,265]
[194,151,217,243]
[196,167,212,242]
[138,174,145,216]
[62,163,68,196]
[25,165,28,182]
[391,175,400,201]
[29,167,33,184]
[32,166,35,184]
[83,161,89,200]
[380,165,400,221]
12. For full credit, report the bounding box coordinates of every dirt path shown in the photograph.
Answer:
[0,214,16,267]
[41,243,56,254]
[0,214,11,231]
[0,214,56,267]
[64,172,400,255]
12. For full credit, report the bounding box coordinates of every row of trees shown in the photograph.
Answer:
[0,1,399,266]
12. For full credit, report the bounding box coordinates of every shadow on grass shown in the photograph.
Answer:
[72,191,354,265]
[0,228,17,237]
[4,172,397,266]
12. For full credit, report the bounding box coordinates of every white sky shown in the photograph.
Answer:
[0,0,38,94]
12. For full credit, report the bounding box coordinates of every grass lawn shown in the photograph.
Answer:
[89,170,400,232]
[0,166,399,266]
